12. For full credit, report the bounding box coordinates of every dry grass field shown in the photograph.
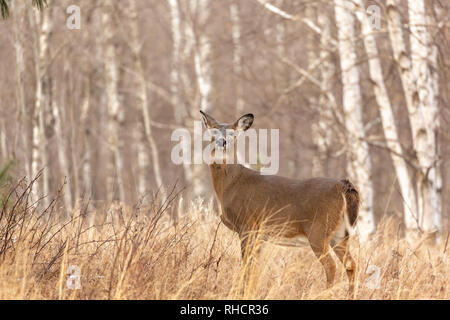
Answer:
[0,179,448,300]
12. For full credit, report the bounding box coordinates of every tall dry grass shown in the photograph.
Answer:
[0,178,448,300]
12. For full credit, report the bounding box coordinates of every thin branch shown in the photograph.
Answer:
[254,0,338,47]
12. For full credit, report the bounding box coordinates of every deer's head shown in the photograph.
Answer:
[200,110,254,164]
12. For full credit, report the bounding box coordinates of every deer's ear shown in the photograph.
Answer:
[234,113,254,131]
[200,110,218,128]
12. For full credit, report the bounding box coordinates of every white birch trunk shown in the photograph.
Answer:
[427,2,442,239]
[64,62,80,207]
[182,0,213,198]
[0,120,6,162]
[30,6,51,207]
[334,0,375,239]
[193,0,213,112]
[52,101,73,210]
[80,78,92,201]
[169,0,188,123]
[169,0,197,200]
[130,0,166,201]
[230,0,245,116]
[386,0,441,237]
[273,0,297,176]
[408,0,441,236]
[386,0,424,232]
[135,121,149,198]
[102,3,126,202]
[11,1,31,179]
[274,0,286,58]
[353,0,418,229]
[313,7,335,178]
[307,4,329,177]
[82,133,92,201]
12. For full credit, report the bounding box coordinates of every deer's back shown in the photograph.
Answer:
[220,169,346,237]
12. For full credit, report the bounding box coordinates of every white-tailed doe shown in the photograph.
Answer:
[200,110,359,293]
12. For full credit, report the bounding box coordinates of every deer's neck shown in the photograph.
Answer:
[209,163,244,202]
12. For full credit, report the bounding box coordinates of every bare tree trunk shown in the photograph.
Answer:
[334,0,375,239]
[130,0,166,201]
[191,0,213,196]
[67,68,80,207]
[78,5,98,204]
[11,1,30,178]
[52,100,72,210]
[312,6,335,178]
[426,0,443,240]
[386,0,441,238]
[30,5,51,207]
[353,0,418,231]
[272,0,297,177]
[386,0,424,234]
[169,0,196,199]
[176,0,214,199]
[307,4,330,177]
[80,77,92,201]
[102,2,126,202]
[0,120,7,162]
[169,0,188,123]
[230,0,245,117]
[82,133,92,200]
[193,0,213,112]
[135,120,149,198]
[408,0,441,237]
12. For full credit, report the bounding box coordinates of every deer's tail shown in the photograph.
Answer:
[340,179,360,235]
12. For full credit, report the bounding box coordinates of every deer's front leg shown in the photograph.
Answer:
[309,240,336,289]
[238,232,263,296]
[239,232,262,263]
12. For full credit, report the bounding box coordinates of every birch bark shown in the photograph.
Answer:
[386,0,442,237]
[353,0,418,229]
[169,0,188,123]
[11,1,31,178]
[308,4,331,177]
[182,0,214,198]
[193,0,213,112]
[52,101,73,210]
[30,5,51,207]
[334,0,375,239]
[169,0,197,199]
[314,7,335,178]
[230,0,245,116]
[0,120,6,162]
[80,77,92,201]
[408,0,441,236]
[102,2,126,202]
[130,0,166,201]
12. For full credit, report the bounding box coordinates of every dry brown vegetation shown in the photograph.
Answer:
[0,178,448,300]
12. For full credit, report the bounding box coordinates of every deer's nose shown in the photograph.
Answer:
[217,138,226,147]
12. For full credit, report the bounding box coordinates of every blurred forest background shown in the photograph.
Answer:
[0,0,448,240]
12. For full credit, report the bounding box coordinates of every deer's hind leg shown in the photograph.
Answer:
[307,233,336,289]
[331,233,356,294]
